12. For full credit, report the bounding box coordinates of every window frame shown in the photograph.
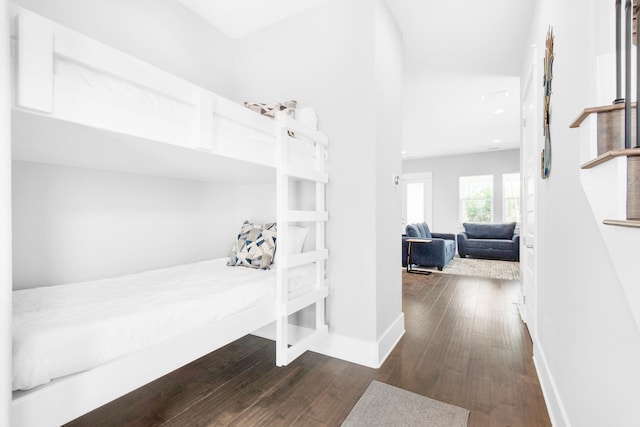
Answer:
[502,172,521,223]
[458,174,494,223]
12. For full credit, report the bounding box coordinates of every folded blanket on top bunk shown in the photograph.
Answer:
[12,258,314,391]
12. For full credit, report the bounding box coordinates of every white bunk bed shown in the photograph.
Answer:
[10,6,329,427]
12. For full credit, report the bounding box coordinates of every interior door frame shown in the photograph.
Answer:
[400,172,433,234]
[1,0,12,423]
[519,45,538,336]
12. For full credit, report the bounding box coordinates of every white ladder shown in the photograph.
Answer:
[274,112,329,366]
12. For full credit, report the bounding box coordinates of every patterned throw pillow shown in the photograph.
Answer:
[244,100,297,137]
[244,100,297,119]
[228,221,277,269]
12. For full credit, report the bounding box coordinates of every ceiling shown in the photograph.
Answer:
[176,0,535,159]
[176,0,329,38]
[385,0,535,76]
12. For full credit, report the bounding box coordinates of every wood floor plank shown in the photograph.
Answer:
[66,270,551,427]
[225,356,328,426]
[65,336,272,427]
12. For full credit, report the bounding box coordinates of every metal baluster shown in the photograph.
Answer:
[626,0,633,148]
[636,0,640,147]
[616,0,625,104]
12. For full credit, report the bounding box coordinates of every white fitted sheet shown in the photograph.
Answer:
[13,258,312,391]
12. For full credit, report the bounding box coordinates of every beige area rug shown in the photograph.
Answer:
[342,381,469,427]
[440,257,520,281]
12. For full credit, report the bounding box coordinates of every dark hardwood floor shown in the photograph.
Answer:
[67,272,551,426]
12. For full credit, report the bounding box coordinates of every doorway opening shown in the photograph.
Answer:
[401,172,433,234]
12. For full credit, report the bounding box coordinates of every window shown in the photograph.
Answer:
[406,182,425,225]
[502,173,521,223]
[459,175,493,223]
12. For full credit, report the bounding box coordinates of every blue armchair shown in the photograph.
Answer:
[401,223,456,271]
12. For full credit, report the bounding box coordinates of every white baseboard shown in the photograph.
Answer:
[532,336,571,427]
[376,312,405,365]
[311,312,405,368]
[251,313,405,369]
[310,331,380,367]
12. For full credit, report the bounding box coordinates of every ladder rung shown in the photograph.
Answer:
[281,164,328,183]
[288,279,329,300]
[285,210,328,223]
[284,286,328,316]
[281,249,328,269]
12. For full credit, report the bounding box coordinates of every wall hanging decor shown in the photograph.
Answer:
[542,26,554,179]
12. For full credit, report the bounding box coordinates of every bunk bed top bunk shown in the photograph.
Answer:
[10,5,330,427]
[10,6,328,184]
[12,109,276,184]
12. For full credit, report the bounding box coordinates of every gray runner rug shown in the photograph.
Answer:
[342,381,469,427]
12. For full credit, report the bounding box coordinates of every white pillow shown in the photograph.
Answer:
[289,225,309,254]
[273,225,309,264]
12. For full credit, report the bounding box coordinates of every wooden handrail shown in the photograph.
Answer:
[570,102,637,128]
[603,219,640,228]
[581,147,640,169]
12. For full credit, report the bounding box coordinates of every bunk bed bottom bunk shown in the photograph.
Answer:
[12,259,315,427]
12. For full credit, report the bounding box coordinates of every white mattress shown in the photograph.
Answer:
[13,258,313,391]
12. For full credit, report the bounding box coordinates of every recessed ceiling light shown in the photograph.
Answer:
[493,109,505,114]
[401,150,408,155]
[492,139,502,143]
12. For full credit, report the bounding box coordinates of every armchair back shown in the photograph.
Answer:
[405,223,432,239]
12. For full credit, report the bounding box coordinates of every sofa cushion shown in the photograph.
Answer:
[406,223,432,239]
[417,223,432,238]
[463,222,516,239]
[406,224,420,238]
[464,238,514,251]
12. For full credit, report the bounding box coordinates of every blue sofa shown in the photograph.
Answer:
[402,223,456,271]
[457,222,520,261]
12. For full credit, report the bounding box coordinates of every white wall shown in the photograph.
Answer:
[9,0,244,289]
[11,0,235,97]
[1,0,11,423]
[526,1,640,426]
[374,0,403,350]
[12,162,239,289]
[232,183,276,227]
[233,0,403,364]
[402,149,520,233]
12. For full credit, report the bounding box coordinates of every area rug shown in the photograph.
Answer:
[342,381,469,427]
[439,257,520,281]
